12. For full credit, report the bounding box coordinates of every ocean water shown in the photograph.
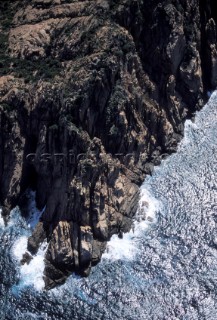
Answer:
[0,91,217,319]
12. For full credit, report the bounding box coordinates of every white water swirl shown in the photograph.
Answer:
[0,91,217,319]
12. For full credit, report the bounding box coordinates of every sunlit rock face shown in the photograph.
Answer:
[0,0,217,288]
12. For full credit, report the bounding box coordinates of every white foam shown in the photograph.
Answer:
[25,190,45,229]
[12,239,47,291]
[9,191,47,292]
[0,208,4,228]
[102,188,163,261]
[12,236,28,261]
[102,231,137,261]
[137,187,161,224]
[178,119,198,149]
[8,206,24,228]
[19,241,47,291]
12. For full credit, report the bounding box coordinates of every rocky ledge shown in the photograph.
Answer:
[0,0,217,288]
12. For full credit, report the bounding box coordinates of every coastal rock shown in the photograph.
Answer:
[0,0,217,287]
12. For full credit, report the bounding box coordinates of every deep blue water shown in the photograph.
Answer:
[0,91,217,320]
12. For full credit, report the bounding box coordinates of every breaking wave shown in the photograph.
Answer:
[0,92,217,319]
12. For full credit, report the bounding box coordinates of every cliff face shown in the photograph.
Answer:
[0,0,216,288]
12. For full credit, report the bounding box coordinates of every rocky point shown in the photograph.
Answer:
[0,0,217,288]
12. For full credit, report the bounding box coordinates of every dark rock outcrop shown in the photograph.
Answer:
[0,0,217,288]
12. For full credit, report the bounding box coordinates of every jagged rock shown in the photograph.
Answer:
[46,221,74,266]
[79,226,93,276]
[20,252,33,265]
[92,239,107,266]
[0,0,217,287]
[206,18,217,88]
[27,222,47,254]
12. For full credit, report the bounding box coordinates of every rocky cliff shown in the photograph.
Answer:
[0,0,216,289]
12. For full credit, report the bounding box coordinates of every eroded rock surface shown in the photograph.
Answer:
[0,0,217,288]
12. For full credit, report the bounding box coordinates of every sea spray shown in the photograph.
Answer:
[101,91,217,264]
[12,239,47,291]
[102,188,163,261]
[0,92,216,319]
[8,191,46,292]
[0,208,4,228]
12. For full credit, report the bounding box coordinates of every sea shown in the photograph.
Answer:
[0,91,217,320]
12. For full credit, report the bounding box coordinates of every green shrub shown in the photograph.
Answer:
[0,1,20,31]
[0,53,62,81]
[1,102,15,112]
